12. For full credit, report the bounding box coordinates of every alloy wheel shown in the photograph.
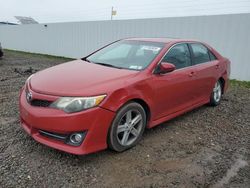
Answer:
[213,81,222,102]
[116,109,143,146]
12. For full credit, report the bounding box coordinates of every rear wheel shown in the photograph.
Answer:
[108,102,147,152]
[209,80,222,106]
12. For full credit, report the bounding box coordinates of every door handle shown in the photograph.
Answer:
[189,71,195,77]
[215,64,219,69]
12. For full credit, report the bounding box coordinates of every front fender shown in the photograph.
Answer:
[100,83,154,113]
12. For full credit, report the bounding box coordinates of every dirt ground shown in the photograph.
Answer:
[0,50,249,188]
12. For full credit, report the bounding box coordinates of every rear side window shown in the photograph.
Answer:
[190,43,210,64]
[209,51,217,61]
[162,43,191,69]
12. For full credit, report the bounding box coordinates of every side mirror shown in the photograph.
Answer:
[155,62,176,74]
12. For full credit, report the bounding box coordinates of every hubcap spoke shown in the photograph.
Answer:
[131,114,142,126]
[126,110,132,123]
[117,124,127,133]
[121,130,130,145]
[130,127,139,137]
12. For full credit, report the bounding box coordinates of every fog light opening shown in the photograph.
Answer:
[69,133,85,145]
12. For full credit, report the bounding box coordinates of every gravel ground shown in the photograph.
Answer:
[0,50,249,188]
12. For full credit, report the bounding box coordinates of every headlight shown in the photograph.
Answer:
[50,95,106,113]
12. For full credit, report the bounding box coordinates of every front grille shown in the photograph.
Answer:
[30,99,52,107]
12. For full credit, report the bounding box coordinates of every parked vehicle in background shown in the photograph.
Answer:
[19,38,231,155]
[0,42,3,58]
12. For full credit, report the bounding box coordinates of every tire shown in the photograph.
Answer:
[108,102,147,152]
[0,50,3,58]
[209,80,222,106]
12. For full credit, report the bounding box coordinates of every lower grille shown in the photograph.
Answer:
[30,99,52,107]
[39,130,68,141]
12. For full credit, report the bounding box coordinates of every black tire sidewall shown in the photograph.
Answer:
[108,102,147,152]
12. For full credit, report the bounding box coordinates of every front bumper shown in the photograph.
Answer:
[19,88,115,155]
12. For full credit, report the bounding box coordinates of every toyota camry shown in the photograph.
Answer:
[19,38,231,155]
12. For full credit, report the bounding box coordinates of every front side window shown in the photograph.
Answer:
[162,43,191,69]
[86,40,164,70]
[190,43,210,64]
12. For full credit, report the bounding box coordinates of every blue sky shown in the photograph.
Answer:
[1,0,250,23]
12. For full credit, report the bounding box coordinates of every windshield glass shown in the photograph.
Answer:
[86,40,165,71]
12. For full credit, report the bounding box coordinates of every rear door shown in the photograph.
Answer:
[151,43,199,119]
[188,43,220,103]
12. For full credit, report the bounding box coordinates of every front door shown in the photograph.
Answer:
[151,43,198,120]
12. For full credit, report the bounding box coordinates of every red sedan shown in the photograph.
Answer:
[19,38,230,155]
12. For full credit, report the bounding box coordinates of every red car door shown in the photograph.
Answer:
[151,43,198,120]
[188,43,220,104]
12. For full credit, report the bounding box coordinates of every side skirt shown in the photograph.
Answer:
[148,99,209,128]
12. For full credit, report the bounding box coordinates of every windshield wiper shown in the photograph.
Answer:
[83,59,122,69]
[95,62,122,69]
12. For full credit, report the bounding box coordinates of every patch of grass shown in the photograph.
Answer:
[3,49,75,61]
[230,79,250,88]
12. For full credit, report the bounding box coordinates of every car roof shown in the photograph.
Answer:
[124,37,199,44]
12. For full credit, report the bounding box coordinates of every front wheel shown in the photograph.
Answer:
[209,80,222,106]
[108,102,147,152]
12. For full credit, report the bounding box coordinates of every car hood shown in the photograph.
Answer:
[30,60,139,96]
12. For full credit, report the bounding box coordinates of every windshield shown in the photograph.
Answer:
[86,40,165,71]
